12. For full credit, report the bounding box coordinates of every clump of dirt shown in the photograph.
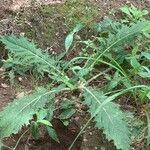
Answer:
[0,69,35,111]
[0,77,15,110]
[0,67,16,110]
[0,19,19,35]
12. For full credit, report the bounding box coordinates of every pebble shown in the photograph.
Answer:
[83,138,88,142]
[16,92,25,98]
[1,83,9,88]
[18,77,23,82]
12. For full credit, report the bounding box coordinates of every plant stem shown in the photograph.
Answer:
[13,129,29,150]
[1,144,12,150]
[86,68,111,85]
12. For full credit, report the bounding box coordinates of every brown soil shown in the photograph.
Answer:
[0,69,16,110]
[0,0,65,11]
[92,0,150,14]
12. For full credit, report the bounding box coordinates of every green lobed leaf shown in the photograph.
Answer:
[72,23,84,33]
[65,23,84,51]
[60,99,74,109]
[107,21,148,49]
[139,66,150,78]
[120,5,149,21]
[65,33,74,52]
[142,51,150,60]
[87,21,149,68]
[83,88,131,150]
[120,5,132,18]
[47,127,59,143]
[0,35,58,78]
[36,109,48,121]
[31,121,40,140]
[139,87,150,102]
[37,120,52,127]
[0,87,55,139]
[130,47,142,73]
[59,108,76,120]
[105,71,122,92]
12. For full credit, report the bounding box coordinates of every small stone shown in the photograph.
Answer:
[18,77,23,82]
[0,67,5,72]
[1,83,9,88]
[74,116,80,121]
[76,104,81,109]
[20,32,25,36]
[126,1,130,4]
[83,138,88,142]
[16,92,25,98]
[74,35,81,40]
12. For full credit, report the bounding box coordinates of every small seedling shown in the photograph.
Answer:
[120,4,149,23]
